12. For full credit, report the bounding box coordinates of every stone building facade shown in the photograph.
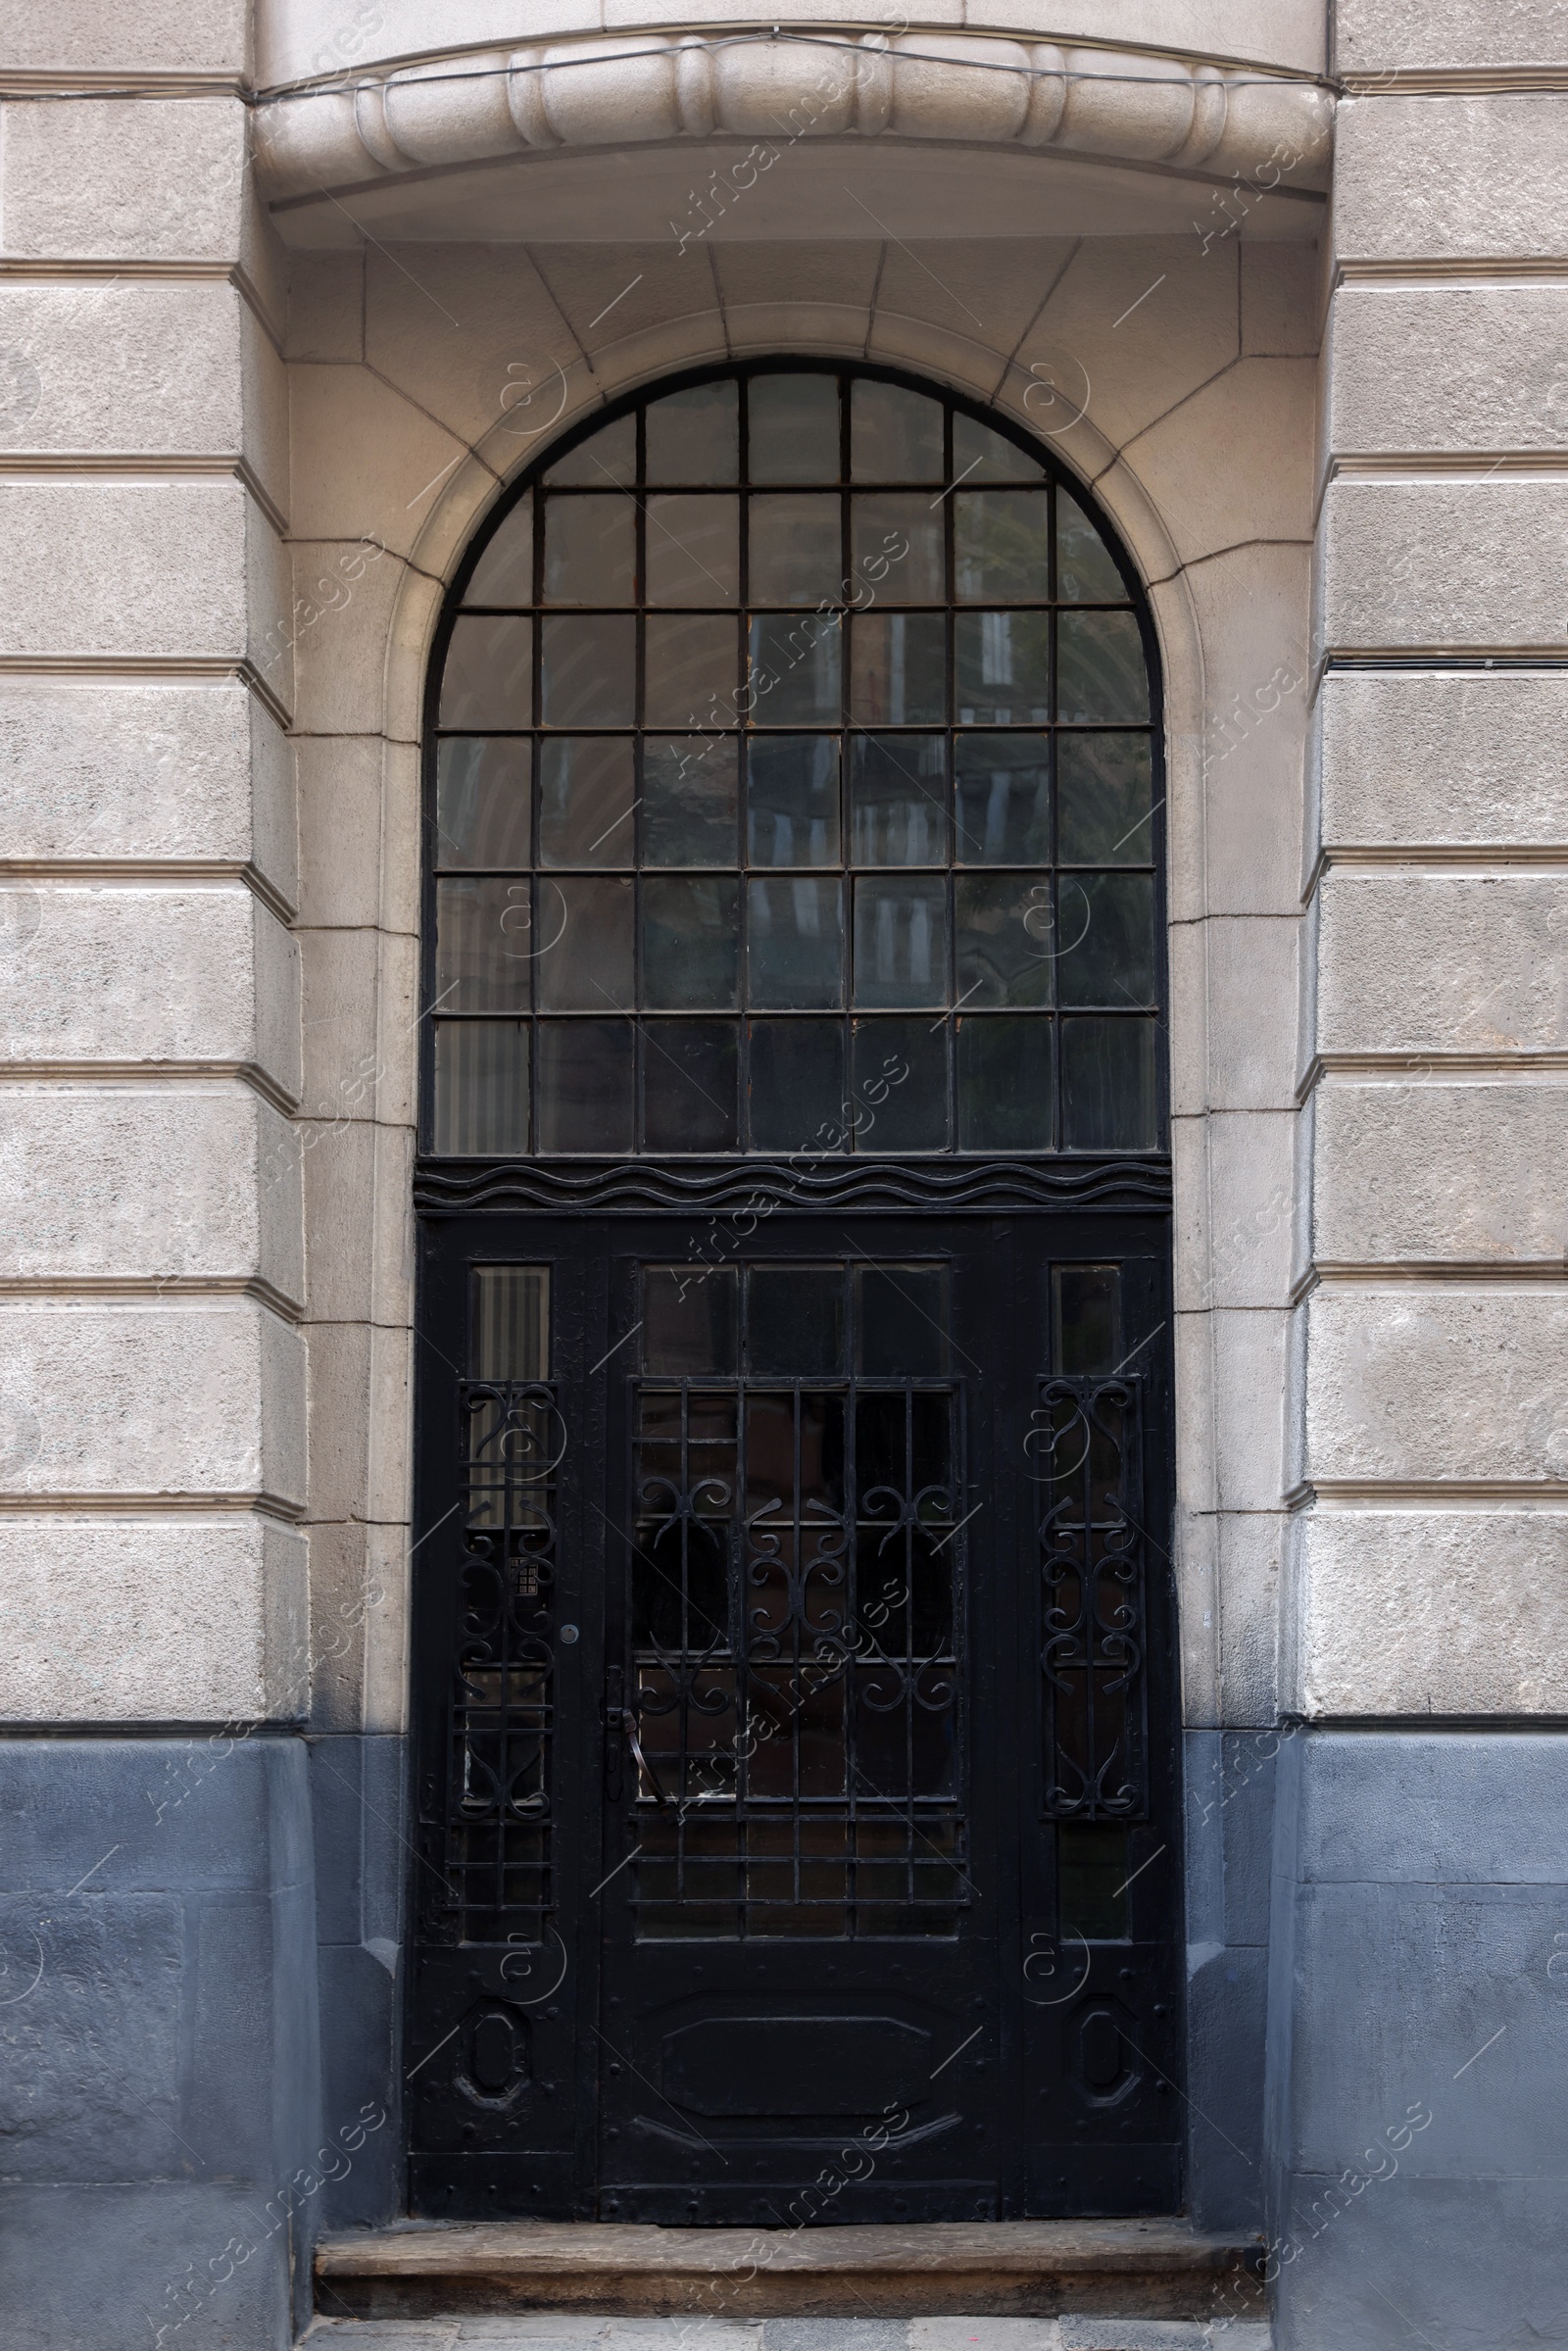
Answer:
[1,3,1565,2347]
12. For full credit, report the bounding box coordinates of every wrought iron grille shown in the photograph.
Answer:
[619,1370,967,1937]
[1035,1373,1148,1820]
[438,1377,561,1944]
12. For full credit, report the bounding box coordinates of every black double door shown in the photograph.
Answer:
[408,1207,1179,2223]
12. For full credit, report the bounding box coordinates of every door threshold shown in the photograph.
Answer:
[315,2219,1263,2324]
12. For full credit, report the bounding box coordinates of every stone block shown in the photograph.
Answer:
[0,479,285,672]
[1175,1110,1298,1310]
[296,733,418,935]
[0,1516,308,1723]
[1296,1506,1568,1714]
[1305,1284,1568,1485]
[286,250,365,364]
[876,237,1080,356]
[0,679,295,903]
[362,240,586,453]
[0,882,301,1097]
[1291,1726,1568,1882]
[0,1298,306,1503]
[1241,243,1320,357]
[0,278,245,453]
[305,1318,413,1528]
[0,96,251,263]
[0,1084,304,1301]
[289,363,472,559]
[1175,542,1313,921]
[1328,282,1568,453]
[289,539,410,735]
[1336,0,1568,72]
[1178,1307,1291,1514]
[302,1115,415,1327]
[1021,233,1240,460]
[299,921,417,1128]
[1317,667,1568,848]
[1311,1077,1568,1264]
[1169,916,1304,1114]
[1119,358,1317,567]
[1215,1511,1286,1728]
[1315,869,1568,1056]
[1334,92,1568,264]
[1185,1941,1268,2227]
[1320,473,1568,652]
[3,0,249,73]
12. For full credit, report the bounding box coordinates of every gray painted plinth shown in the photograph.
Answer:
[0,1737,321,2351]
[1266,1729,1568,2351]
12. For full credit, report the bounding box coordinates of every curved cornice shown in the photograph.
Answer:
[254,28,1332,206]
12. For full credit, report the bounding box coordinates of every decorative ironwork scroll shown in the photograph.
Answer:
[437,1378,562,1945]
[1035,1374,1148,1820]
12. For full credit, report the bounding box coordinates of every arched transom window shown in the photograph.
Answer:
[426,365,1162,1160]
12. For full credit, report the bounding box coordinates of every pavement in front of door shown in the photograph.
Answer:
[304,2319,1270,2351]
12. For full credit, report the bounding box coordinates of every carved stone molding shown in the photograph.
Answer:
[254,30,1332,206]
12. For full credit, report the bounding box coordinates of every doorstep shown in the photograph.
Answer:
[314,2222,1264,2324]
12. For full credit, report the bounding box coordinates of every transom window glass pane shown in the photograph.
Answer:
[427,367,1161,1160]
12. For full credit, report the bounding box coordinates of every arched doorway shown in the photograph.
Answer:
[407,363,1178,2224]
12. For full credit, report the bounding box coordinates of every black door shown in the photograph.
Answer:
[407,1204,1179,2221]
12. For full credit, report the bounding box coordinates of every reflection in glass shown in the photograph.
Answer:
[543,494,635,604]
[538,737,635,866]
[433,1020,529,1154]
[643,1266,739,1373]
[1057,611,1149,723]
[955,611,1051,723]
[850,735,947,865]
[643,1019,739,1151]
[749,1264,844,1377]
[1061,1016,1158,1151]
[955,490,1050,602]
[641,876,740,1009]
[953,414,1045,484]
[851,495,942,603]
[749,495,843,606]
[852,1018,949,1151]
[1057,734,1153,864]
[749,373,840,482]
[747,1018,846,1152]
[645,612,739,727]
[539,613,635,725]
[435,738,531,868]
[464,493,532,603]
[440,615,532,727]
[435,877,532,1010]
[956,875,1053,1008]
[646,494,740,606]
[1056,873,1155,1007]
[534,875,634,1009]
[646,379,740,483]
[747,737,840,867]
[545,413,635,486]
[749,612,842,724]
[851,380,944,481]
[643,737,738,866]
[856,1261,948,1371]
[954,734,1050,865]
[854,877,948,1007]
[747,877,844,1007]
[1053,1264,1122,1375]
[850,612,946,723]
[958,1015,1053,1150]
[1057,493,1126,603]
[535,1017,635,1152]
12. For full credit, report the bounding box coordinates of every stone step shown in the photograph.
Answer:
[303,2315,1272,2351]
[314,2223,1264,2327]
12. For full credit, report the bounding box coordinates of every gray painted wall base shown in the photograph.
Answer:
[1266,1729,1568,2351]
[1183,1729,1277,2232]
[0,1738,322,2351]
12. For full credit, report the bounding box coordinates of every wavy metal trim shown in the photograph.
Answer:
[414,1154,1173,1216]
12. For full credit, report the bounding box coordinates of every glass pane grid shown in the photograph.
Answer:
[429,368,1163,1159]
[625,1257,967,1940]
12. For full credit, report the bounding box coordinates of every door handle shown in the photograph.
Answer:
[612,1706,674,1808]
